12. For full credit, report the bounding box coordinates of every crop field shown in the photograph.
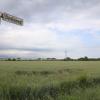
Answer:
[0,61,100,100]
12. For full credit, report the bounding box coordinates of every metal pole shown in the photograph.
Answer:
[0,12,3,24]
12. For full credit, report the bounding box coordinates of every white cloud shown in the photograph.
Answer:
[0,0,100,58]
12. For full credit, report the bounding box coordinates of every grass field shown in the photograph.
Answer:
[0,61,100,100]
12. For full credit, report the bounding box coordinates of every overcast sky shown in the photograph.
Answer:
[0,0,100,58]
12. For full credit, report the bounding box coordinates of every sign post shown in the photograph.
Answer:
[0,12,2,24]
[0,12,23,26]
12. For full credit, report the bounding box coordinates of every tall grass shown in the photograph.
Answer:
[0,61,100,100]
[0,76,100,100]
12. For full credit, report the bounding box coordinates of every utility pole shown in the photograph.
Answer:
[0,12,23,26]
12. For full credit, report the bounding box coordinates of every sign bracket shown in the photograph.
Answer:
[0,12,23,26]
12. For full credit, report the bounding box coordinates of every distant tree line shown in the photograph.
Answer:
[64,56,100,61]
[77,56,100,61]
[0,56,100,61]
[0,58,21,61]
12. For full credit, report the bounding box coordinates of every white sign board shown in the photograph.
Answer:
[2,12,23,26]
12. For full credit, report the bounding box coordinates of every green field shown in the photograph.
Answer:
[0,61,100,100]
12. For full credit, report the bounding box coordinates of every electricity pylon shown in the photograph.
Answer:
[65,50,67,59]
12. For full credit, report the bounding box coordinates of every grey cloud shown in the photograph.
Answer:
[0,0,100,23]
[0,46,53,52]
